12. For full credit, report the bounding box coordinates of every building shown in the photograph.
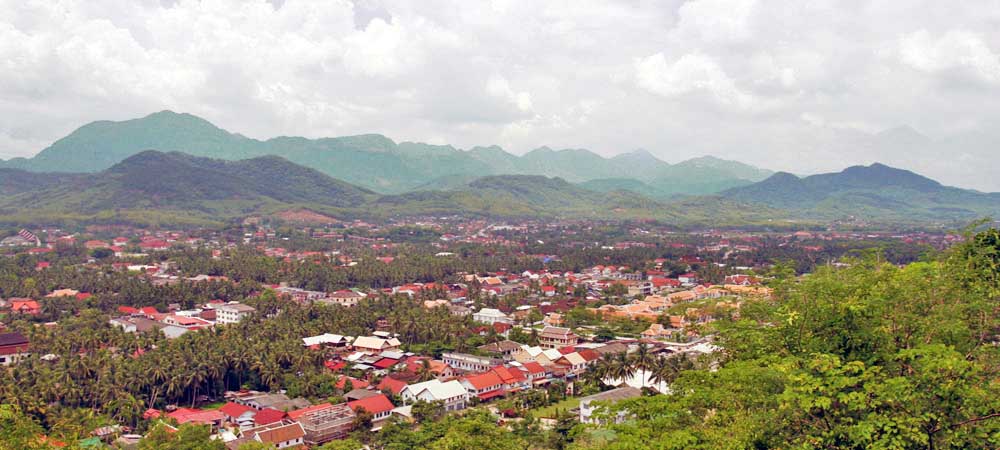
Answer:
[477,340,525,361]
[293,403,356,445]
[0,332,29,366]
[323,290,365,307]
[472,308,513,325]
[352,336,401,354]
[399,380,468,412]
[347,394,395,426]
[538,326,578,349]
[442,352,503,373]
[460,372,505,402]
[232,421,306,449]
[578,386,642,424]
[215,303,257,325]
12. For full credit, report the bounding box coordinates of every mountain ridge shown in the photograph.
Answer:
[0,111,771,195]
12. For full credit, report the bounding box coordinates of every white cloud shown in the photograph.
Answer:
[635,52,756,110]
[672,0,757,45]
[898,29,1000,84]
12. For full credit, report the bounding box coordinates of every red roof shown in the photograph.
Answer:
[118,306,140,314]
[335,376,369,390]
[253,408,286,426]
[477,389,506,401]
[219,402,253,419]
[521,362,546,375]
[378,377,407,395]
[490,366,526,384]
[166,408,224,425]
[287,403,331,421]
[325,360,347,372]
[347,394,394,415]
[140,307,159,315]
[463,372,503,390]
[373,358,399,369]
[143,409,162,420]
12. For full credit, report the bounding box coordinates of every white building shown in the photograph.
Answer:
[216,303,256,324]
[399,380,468,412]
[472,308,513,325]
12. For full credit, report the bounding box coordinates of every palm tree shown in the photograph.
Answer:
[631,342,655,388]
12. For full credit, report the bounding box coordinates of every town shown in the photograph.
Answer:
[0,217,953,448]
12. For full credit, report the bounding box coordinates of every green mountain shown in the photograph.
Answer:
[723,163,1000,221]
[0,152,784,227]
[1,111,769,196]
[0,151,376,225]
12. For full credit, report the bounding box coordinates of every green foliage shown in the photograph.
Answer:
[581,231,1000,449]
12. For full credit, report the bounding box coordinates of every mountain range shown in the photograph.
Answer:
[0,111,996,228]
[0,111,771,196]
[0,151,778,227]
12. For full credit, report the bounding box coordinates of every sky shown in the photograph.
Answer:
[2,0,1000,191]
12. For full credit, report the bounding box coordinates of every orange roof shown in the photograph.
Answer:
[464,371,503,390]
[378,377,407,395]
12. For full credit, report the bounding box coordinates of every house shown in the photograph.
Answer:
[490,366,530,392]
[215,303,256,324]
[347,394,395,425]
[400,380,468,412]
[166,408,225,430]
[293,403,356,445]
[538,326,578,349]
[543,313,564,327]
[460,372,505,402]
[477,340,524,361]
[218,402,256,429]
[323,290,365,307]
[642,323,673,339]
[9,299,40,315]
[518,361,549,384]
[472,308,513,325]
[233,421,305,449]
[578,386,642,424]
[302,333,352,348]
[162,315,213,329]
[442,352,503,373]
[378,377,408,396]
[352,336,401,354]
[0,332,29,366]
[678,273,698,284]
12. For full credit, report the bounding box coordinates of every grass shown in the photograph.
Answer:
[531,397,581,419]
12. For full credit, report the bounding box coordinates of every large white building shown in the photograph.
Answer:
[216,303,257,324]
[399,380,468,412]
[472,308,513,325]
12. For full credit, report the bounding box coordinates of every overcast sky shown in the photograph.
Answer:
[3,0,1000,190]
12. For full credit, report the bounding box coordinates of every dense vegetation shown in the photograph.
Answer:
[574,226,1000,449]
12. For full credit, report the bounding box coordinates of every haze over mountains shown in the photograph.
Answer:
[0,111,772,196]
[0,111,997,227]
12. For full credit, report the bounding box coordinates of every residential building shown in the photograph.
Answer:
[460,372,505,402]
[234,421,305,449]
[538,326,578,349]
[347,394,395,426]
[472,308,513,325]
[477,340,524,361]
[0,332,29,366]
[216,303,256,324]
[442,352,503,373]
[399,380,468,412]
[352,336,401,354]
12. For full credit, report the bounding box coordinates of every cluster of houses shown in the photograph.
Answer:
[110,301,257,339]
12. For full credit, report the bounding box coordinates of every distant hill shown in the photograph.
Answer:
[0,151,782,227]
[723,163,1000,221]
[0,111,771,195]
[0,151,376,225]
